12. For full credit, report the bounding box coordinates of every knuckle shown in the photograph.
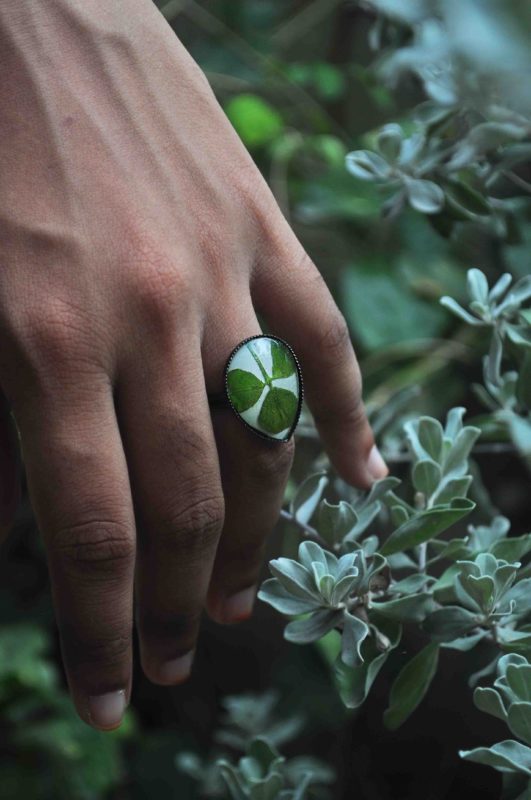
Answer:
[248,440,295,484]
[18,299,94,367]
[63,628,132,670]
[157,494,225,558]
[139,609,201,652]
[317,311,352,363]
[52,519,135,581]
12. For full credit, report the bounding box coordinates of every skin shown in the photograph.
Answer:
[0,0,388,731]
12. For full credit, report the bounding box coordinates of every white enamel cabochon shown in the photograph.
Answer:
[225,336,303,441]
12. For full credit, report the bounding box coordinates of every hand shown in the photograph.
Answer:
[0,0,387,730]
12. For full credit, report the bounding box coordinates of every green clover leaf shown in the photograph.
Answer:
[227,369,265,413]
[258,387,298,434]
[271,340,296,379]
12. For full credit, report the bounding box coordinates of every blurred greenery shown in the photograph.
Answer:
[2,1,530,798]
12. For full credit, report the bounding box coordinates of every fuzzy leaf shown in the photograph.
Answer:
[423,606,479,642]
[371,593,435,623]
[474,686,508,721]
[460,740,531,776]
[508,704,531,747]
[285,609,343,644]
[383,642,439,730]
[381,499,475,556]
[341,612,370,668]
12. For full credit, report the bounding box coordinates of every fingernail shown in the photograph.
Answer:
[155,650,194,685]
[222,586,256,624]
[87,689,126,730]
[367,444,388,481]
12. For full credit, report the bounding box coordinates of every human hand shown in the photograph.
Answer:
[0,0,387,730]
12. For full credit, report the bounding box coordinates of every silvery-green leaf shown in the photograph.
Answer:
[432,564,461,603]
[423,606,479,641]
[403,176,445,214]
[497,628,531,654]
[507,325,531,348]
[390,505,411,528]
[467,269,490,305]
[445,407,466,439]
[494,568,523,605]
[500,578,531,614]
[381,498,476,556]
[269,559,320,602]
[443,427,481,477]
[432,475,472,506]
[413,459,442,495]
[344,504,380,543]
[441,630,488,651]
[258,579,322,616]
[491,535,531,563]
[388,573,432,595]
[372,592,435,623]
[505,665,531,703]
[386,552,417,571]
[290,473,328,526]
[335,618,402,709]
[218,761,249,800]
[398,131,426,167]
[341,612,370,668]
[318,574,335,603]
[318,500,358,548]
[510,276,531,307]
[486,331,504,387]
[361,535,380,556]
[459,740,531,776]
[284,609,343,644]
[474,686,508,721]
[383,642,439,730]
[458,574,495,614]
[489,273,513,303]
[330,574,359,607]
[440,297,485,325]
[345,150,391,181]
[336,552,359,582]
[377,123,403,162]
[298,541,332,573]
[363,476,402,507]
[508,704,531,747]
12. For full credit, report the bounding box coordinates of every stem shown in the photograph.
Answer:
[248,344,271,385]
[279,509,328,546]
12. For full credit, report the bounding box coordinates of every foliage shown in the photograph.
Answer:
[0,624,134,800]
[176,690,335,799]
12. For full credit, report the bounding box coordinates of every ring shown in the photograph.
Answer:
[208,335,303,442]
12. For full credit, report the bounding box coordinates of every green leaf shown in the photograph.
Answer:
[227,369,265,413]
[441,630,487,651]
[403,177,445,214]
[341,612,370,668]
[383,643,439,730]
[268,559,319,603]
[285,609,343,644]
[418,417,444,461]
[336,618,402,709]
[225,94,284,149]
[318,500,358,549]
[290,473,328,526]
[460,740,531,776]
[509,705,531,747]
[492,534,531,563]
[467,269,490,305]
[474,686,508,721]
[371,593,435,623]
[270,340,296,379]
[440,296,485,325]
[381,498,475,556]
[345,150,391,181]
[413,459,442,495]
[258,579,320,616]
[422,606,479,641]
[258,388,298,435]
[506,665,531,703]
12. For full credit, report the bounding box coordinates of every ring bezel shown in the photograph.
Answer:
[222,334,304,443]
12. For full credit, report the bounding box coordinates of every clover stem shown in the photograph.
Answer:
[248,344,272,385]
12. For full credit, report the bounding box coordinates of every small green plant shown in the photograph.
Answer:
[176,691,335,799]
